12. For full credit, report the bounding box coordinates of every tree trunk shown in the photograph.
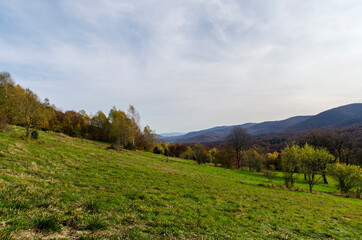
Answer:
[322,174,328,184]
[26,126,30,137]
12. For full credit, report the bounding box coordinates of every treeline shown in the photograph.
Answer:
[150,127,361,196]
[0,72,157,150]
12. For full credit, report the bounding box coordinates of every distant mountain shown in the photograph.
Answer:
[161,103,362,144]
[158,132,185,137]
[159,123,256,143]
[247,116,312,136]
[287,103,362,132]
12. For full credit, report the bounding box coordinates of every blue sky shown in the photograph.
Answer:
[1,0,362,133]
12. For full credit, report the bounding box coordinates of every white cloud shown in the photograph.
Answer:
[0,0,361,132]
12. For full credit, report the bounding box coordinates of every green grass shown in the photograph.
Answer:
[0,126,361,239]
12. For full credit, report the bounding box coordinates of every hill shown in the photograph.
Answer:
[161,103,362,143]
[287,103,362,131]
[0,126,361,239]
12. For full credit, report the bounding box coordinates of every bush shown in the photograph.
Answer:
[263,170,277,182]
[31,130,39,139]
[327,163,362,193]
[125,141,136,150]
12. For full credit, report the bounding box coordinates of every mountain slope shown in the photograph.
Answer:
[288,103,362,132]
[0,126,361,239]
[163,103,362,144]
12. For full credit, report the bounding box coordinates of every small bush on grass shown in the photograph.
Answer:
[34,216,61,232]
[85,216,107,231]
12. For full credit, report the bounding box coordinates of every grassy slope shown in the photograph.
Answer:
[0,126,361,239]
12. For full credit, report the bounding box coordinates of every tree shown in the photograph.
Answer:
[0,72,15,130]
[109,107,130,150]
[180,146,195,160]
[299,144,334,192]
[266,151,279,170]
[242,149,265,172]
[227,126,250,169]
[142,125,156,152]
[215,147,236,168]
[327,163,362,194]
[300,129,357,183]
[128,105,141,147]
[280,144,301,188]
[194,144,207,164]
[89,111,110,142]
[15,87,45,137]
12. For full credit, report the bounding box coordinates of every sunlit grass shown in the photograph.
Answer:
[0,126,361,239]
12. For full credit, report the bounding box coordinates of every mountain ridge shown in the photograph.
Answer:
[160,103,362,143]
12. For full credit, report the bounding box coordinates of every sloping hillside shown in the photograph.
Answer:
[287,103,362,131]
[0,126,361,239]
[161,103,362,143]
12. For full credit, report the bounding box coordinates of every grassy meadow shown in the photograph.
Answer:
[0,126,361,239]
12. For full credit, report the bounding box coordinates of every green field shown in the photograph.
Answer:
[0,126,361,239]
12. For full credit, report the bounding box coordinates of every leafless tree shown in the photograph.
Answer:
[227,126,251,169]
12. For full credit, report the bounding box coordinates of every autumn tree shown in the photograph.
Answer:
[0,72,15,129]
[128,105,141,147]
[266,151,279,170]
[142,125,156,152]
[180,146,195,160]
[14,87,45,137]
[215,146,236,168]
[194,144,207,164]
[242,148,266,172]
[89,111,110,142]
[227,126,251,169]
[109,107,130,150]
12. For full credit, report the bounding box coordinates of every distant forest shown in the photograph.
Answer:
[0,72,157,151]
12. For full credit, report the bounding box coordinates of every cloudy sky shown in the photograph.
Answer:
[1,0,361,133]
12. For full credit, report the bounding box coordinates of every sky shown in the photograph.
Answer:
[1,0,362,133]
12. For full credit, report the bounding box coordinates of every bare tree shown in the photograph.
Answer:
[227,126,251,169]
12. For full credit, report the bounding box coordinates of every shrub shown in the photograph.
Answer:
[263,170,277,182]
[125,141,136,150]
[327,163,362,193]
[31,130,39,139]
[34,216,61,232]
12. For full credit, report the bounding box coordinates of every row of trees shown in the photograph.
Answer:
[0,72,157,151]
[162,126,361,195]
